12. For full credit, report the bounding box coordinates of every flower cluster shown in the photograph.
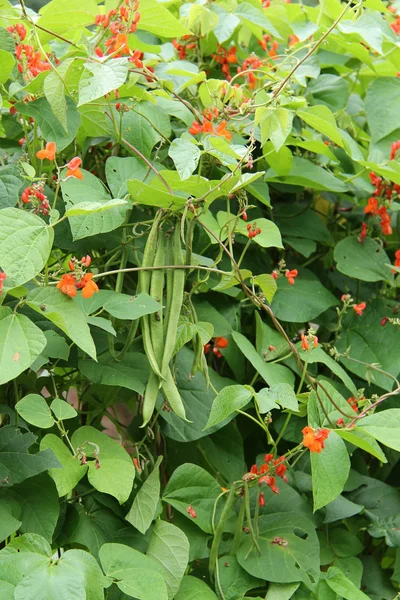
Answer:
[36,141,56,161]
[189,111,232,141]
[246,223,262,239]
[57,255,99,299]
[212,45,237,79]
[0,272,6,295]
[172,35,197,60]
[244,454,288,495]
[300,329,318,351]
[302,426,329,453]
[364,154,400,236]
[21,182,50,215]
[271,261,298,286]
[238,54,265,89]
[204,336,229,358]
[340,294,367,317]
[393,248,400,272]
[95,0,141,58]
[8,25,53,79]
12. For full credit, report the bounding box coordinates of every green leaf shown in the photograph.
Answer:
[0,166,25,209]
[235,217,283,249]
[40,434,85,497]
[71,426,135,503]
[338,13,386,54]
[366,78,400,146]
[234,2,281,38]
[0,26,15,53]
[256,107,293,152]
[37,0,98,41]
[266,157,347,192]
[50,398,77,420]
[79,353,149,395]
[257,383,298,413]
[232,331,294,387]
[218,556,264,600]
[103,292,161,320]
[205,385,253,429]
[0,208,54,287]
[0,426,61,486]
[334,236,393,282]
[265,583,300,600]
[64,198,128,216]
[254,274,278,303]
[139,0,191,37]
[0,473,59,543]
[236,513,319,586]
[15,97,81,152]
[147,520,189,599]
[43,59,74,131]
[168,138,201,180]
[368,514,400,547]
[15,394,54,429]
[175,576,217,600]
[305,346,357,396]
[356,409,400,452]
[306,74,350,112]
[336,429,387,463]
[78,59,128,106]
[125,457,162,534]
[324,495,364,524]
[0,50,14,85]
[0,581,15,600]
[105,156,149,198]
[0,313,47,385]
[127,178,186,209]
[14,548,105,600]
[311,431,350,511]
[297,105,343,147]
[99,543,168,600]
[26,287,97,360]
[163,463,224,533]
[325,566,370,600]
[61,170,128,240]
[271,272,338,322]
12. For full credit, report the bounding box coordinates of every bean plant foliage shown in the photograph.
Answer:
[2,0,400,598]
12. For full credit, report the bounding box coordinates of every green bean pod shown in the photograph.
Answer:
[161,367,190,422]
[161,224,185,378]
[140,211,165,380]
[163,232,174,336]
[141,371,160,428]
[190,332,203,377]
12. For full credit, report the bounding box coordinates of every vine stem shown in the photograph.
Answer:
[269,0,356,102]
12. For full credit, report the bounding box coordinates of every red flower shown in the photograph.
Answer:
[215,120,232,141]
[250,464,258,475]
[0,271,6,295]
[186,505,197,518]
[301,334,309,351]
[347,397,358,413]
[379,206,392,236]
[66,157,83,180]
[285,269,298,285]
[57,273,77,298]
[336,417,345,427]
[302,426,330,453]
[259,492,265,507]
[189,121,202,135]
[264,453,273,463]
[78,273,99,299]
[353,302,366,316]
[358,222,367,243]
[215,336,229,349]
[364,197,379,215]
[36,141,56,161]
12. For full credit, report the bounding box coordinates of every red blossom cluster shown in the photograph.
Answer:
[389,5,400,33]
[204,336,229,358]
[244,454,288,495]
[246,223,262,239]
[57,255,99,299]
[21,183,50,215]
[94,0,141,58]
[364,157,400,236]
[347,397,359,413]
[212,45,237,79]
[0,272,6,295]
[238,54,265,89]
[272,267,298,286]
[189,112,232,140]
[258,34,279,57]
[393,248,400,272]
[301,332,318,351]
[9,23,54,78]
[172,35,197,60]
[302,426,329,453]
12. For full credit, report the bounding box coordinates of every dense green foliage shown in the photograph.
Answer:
[1,0,400,598]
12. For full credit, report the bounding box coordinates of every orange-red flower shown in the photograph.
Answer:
[66,157,83,180]
[347,397,358,413]
[364,197,379,215]
[36,141,56,161]
[215,336,229,349]
[285,269,298,285]
[57,273,77,298]
[353,302,366,316]
[302,426,330,453]
[379,206,392,236]
[215,120,232,141]
[79,273,99,299]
